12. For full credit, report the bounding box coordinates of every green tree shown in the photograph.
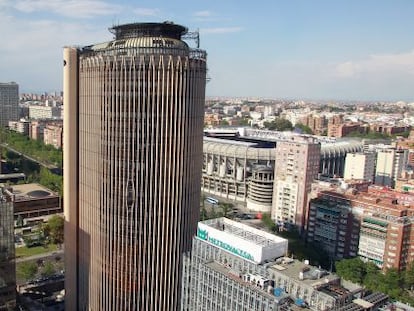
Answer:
[404,262,414,290]
[335,258,366,284]
[200,207,208,221]
[239,118,250,126]
[38,167,63,196]
[41,261,56,277]
[0,128,62,168]
[380,268,403,299]
[44,215,64,245]
[363,262,381,290]
[263,118,293,131]
[261,213,277,232]
[345,130,390,139]
[294,123,314,134]
[17,262,38,280]
[219,202,233,217]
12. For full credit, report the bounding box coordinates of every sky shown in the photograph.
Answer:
[0,0,414,101]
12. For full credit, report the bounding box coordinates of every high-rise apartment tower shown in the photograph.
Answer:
[63,22,207,310]
[0,82,19,128]
[271,136,320,229]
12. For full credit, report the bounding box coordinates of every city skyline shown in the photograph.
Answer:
[0,0,413,101]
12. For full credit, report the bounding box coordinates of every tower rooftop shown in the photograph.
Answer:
[109,22,188,40]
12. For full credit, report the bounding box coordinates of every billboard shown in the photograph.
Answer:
[196,221,287,263]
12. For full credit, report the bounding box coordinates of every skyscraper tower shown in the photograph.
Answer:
[0,82,19,128]
[63,22,207,310]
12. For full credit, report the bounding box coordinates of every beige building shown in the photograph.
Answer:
[30,120,46,140]
[344,152,376,182]
[43,123,63,149]
[272,136,321,229]
[64,22,207,311]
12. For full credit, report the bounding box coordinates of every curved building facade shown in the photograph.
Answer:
[201,135,363,210]
[246,165,274,212]
[64,22,206,310]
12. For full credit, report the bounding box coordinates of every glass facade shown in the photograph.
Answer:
[0,188,15,310]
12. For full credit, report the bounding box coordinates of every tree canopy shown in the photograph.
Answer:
[294,123,314,134]
[0,128,62,168]
[263,118,293,131]
[335,258,413,303]
[42,215,64,245]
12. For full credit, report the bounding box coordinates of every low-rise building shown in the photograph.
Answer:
[2,183,61,221]
[8,119,30,135]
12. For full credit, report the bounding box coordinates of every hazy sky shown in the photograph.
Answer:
[0,0,413,101]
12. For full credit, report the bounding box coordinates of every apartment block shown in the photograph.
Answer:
[43,122,63,149]
[272,136,321,229]
[30,120,46,140]
[375,147,408,188]
[344,152,376,182]
[307,183,414,270]
[8,119,30,136]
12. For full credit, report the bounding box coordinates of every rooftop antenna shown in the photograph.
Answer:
[182,29,200,48]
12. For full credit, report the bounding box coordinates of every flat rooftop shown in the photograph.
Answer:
[205,260,289,302]
[6,183,58,201]
[198,218,288,263]
[201,217,286,247]
[269,258,340,289]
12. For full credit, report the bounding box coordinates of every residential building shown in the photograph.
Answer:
[327,115,344,137]
[272,136,321,229]
[63,22,207,310]
[30,120,46,140]
[300,114,327,135]
[375,147,408,188]
[344,152,376,182]
[0,82,19,128]
[370,124,411,136]
[307,182,414,270]
[43,122,63,149]
[8,119,30,135]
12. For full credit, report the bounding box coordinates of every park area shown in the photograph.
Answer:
[15,215,64,284]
